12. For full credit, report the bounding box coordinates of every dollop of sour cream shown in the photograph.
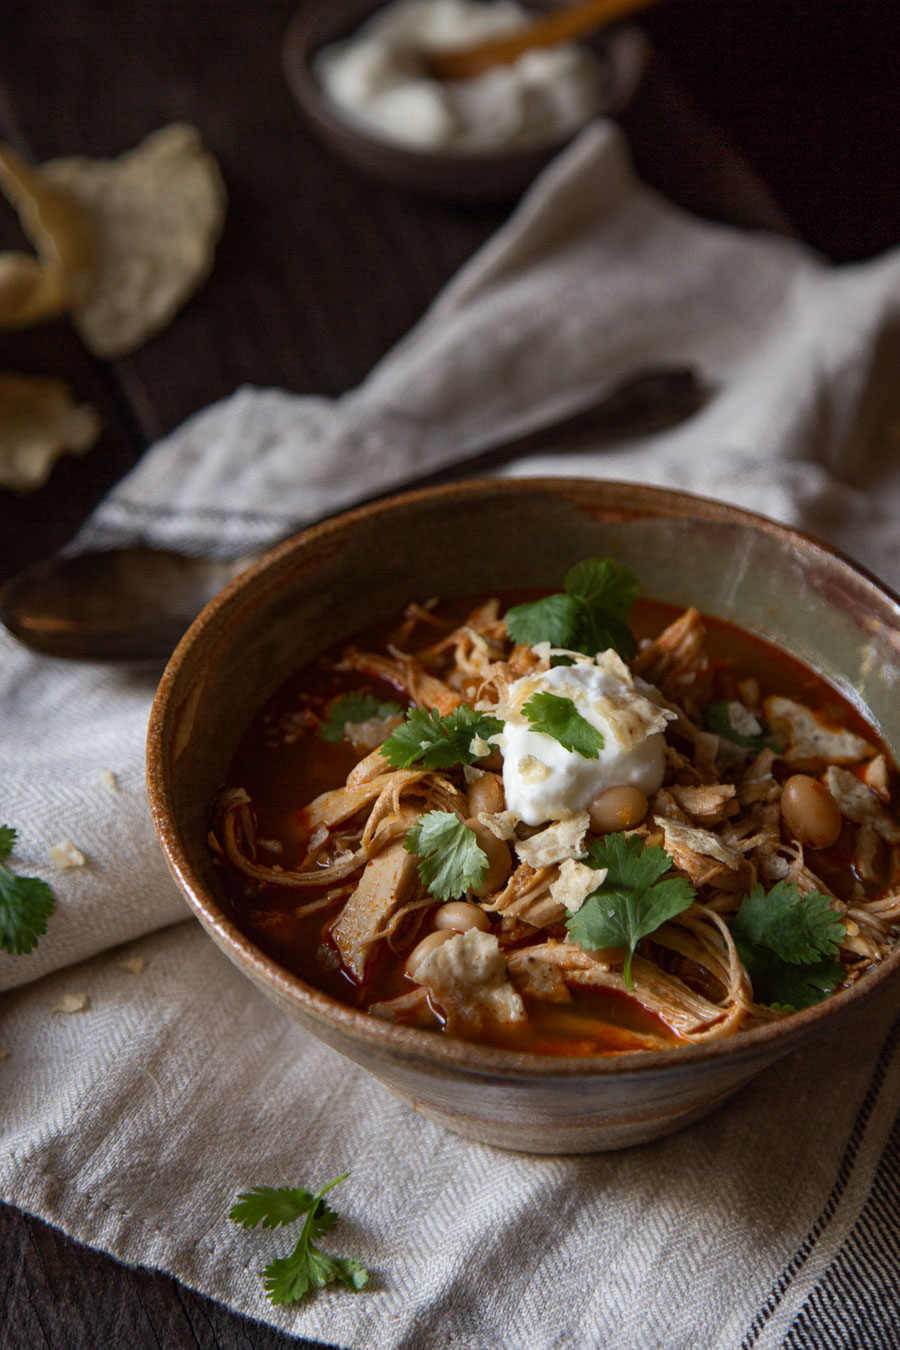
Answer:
[497,650,674,826]
[315,0,605,153]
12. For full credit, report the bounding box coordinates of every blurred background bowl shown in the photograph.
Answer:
[147,479,900,1153]
[281,0,648,201]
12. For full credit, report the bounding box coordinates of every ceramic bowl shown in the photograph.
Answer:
[147,478,900,1153]
[281,0,647,201]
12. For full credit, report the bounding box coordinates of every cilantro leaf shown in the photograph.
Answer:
[729,881,846,1010]
[381,705,503,771]
[230,1174,369,1308]
[230,1185,324,1230]
[522,692,604,758]
[737,945,843,1011]
[319,692,402,743]
[565,558,639,619]
[706,702,781,752]
[505,557,639,659]
[730,881,845,964]
[265,1240,368,1306]
[505,593,583,649]
[0,827,56,956]
[566,832,695,987]
[404,811,487,901]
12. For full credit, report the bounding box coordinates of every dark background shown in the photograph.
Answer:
[1,1,898,1345]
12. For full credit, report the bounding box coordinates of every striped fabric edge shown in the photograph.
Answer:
[781,1101,900,1348]
[739,1009,900,1349]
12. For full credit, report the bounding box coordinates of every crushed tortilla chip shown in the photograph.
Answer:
[658,817,742,870]
[825,766,900,843]
[48,837,87,869]
[0,124,226,357]
[515,813,590,869]
[52,993,89,1014]
[98,769,120,793]
[0,372,101,490]
[549,858,604,914]
[764,695,874,768]
[118,955,147,975]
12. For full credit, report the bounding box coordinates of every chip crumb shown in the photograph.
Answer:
[48,838,86,869]
[0,371,101,491]
[98,769,120,792]
[52,993,88,1014]
[0,1048,10,1061]
[118,955,147,975]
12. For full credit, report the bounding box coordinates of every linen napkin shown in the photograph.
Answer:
[4,120,900,1349]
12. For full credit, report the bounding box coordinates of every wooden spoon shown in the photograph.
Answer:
[424,0,662,82]
[0,366,704,662]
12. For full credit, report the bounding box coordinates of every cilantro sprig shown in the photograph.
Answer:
[0,825,56,956]
[230,1175,368,1307]
[505,557,640,659]
[404,811,488,901]
[566,833,695,987]
[319,692,402,743]
[381,705,503,771]
[522,691,604,758]
[729,881,846,1010]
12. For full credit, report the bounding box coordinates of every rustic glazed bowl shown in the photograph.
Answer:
[147,479,900,1153]
[281,0,647,201]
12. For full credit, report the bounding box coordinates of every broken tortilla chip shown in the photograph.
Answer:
[0,141,89,330]
[0,372,101,491]
[0,124,226,357]
[0,251,66,327]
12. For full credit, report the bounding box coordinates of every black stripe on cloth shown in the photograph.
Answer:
[781,1106,900,1349]
[740,1008,900,1349]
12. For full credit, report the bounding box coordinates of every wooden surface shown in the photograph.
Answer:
[1,2,898,1346]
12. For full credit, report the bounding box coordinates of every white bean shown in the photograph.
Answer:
[434,900,490,933]
[781,774,842,849]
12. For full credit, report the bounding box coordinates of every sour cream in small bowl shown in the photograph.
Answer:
[282,0,646,200]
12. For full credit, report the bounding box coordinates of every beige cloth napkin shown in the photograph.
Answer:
[4,121,900,1349]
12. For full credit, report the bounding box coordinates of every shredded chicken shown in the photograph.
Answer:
[211,587,900,1058]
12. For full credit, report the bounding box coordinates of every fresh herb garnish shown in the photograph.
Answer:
[381,705,503,771]
[706,701,781,752]
[505,557,640,659]
[522,691,604,758]
[0,825,56,956]
[404,811,488,901]
[729,881,845,1010]
[319,692,402,743]
[566,832,695,988]
[230,1175,368,1307]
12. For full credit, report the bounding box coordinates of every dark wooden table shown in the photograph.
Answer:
[2,2,898,1345]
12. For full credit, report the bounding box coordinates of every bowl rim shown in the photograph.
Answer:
[147,476,900,1082]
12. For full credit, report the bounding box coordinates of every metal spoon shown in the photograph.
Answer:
[0,366,706,663]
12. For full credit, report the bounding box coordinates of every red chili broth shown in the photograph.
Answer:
[215,594,888,1055]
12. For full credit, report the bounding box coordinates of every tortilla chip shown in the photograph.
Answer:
[0,372,101,491]
[0,142,89,329]
[0,124,226,357]
[52,993,89,1015]
[0,251,66,327]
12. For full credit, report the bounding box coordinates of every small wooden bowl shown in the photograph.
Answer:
[147,479,900,1152]
[281,0,648,201]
